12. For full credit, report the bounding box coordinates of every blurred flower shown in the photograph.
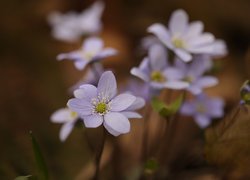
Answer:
[50,108,79,141]
[148,9,220,62]
[131,44,189,90]
[70,63,104,92]
[180,93,224,128]
[67,71,144,136]
[121,97,145,118]
[240,80,250,105]
[48,1,104,42]
[173,57,218,95]
[57,37,117,70]
[141,35,162,50]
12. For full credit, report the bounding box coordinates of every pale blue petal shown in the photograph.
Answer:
[187,44,215,54]
[83,114,103,128]
[59,122,74,142]
[174,49,192,62]
[121,111,142,118]
[196,76,218,88]
[126,97,145,111]
[184,21,204,40]
[103,122,121,136]
[164,81,189,90]
[111,94,136,112]
[149,44,168,70]
[169,9,188,35]
[188,33,214,47]
[180,101,195,115]
[83,37,103,53]
[74,84,97,100]
[147,23,173,49]
[104,112,130,135]
[163,67,185,80]
[130,68,149,82]
[97,71,117,99]
[51,108,77,123]
[96,48,118,59]
[194,114,211,128]
[74,60,88,70]
[67,98,92,116]
[187,85,202,95]
[207,98,224,117]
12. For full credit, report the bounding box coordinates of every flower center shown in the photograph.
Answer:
[172,38,185,48]
[70,111,78,118]
[183,76,193,83]
[150,71,166,83]
[95,102,107,114]
[196,103,206,113]
[91,93,111,115]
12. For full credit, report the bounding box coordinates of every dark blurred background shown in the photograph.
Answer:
[0,0,249,179]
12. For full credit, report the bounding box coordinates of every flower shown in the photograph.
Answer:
[131,44,189,90]
[147,9,219,62]
[69,63,104,92]
[50,108,79,141]
[180,93,224,128]
[67,71,144,136]
[240,80,250,105]
[172,57,218,95]
[48,1,104,42]
[57,37,117,70]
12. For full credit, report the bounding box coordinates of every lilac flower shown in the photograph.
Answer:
[131,44,189,90]
[147,9,218,62]
[141,35,162,50]
[50,108,79,141]
[67,71,144,136]
[173,57,218,95]
[180,93,224,128]
[57,37,117,70]
[240,80,250,105]
[48,1,104,42]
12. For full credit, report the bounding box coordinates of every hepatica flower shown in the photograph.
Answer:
[180,93,224,128]
[147,9,218,62]
[48,1,104,42]
[131,44,189,90]
[51,108,79,141]
[67,71,144,136]
[173,57,218,95]
[57,37,117,70]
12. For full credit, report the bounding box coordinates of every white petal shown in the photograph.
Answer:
[97,71,117,99]
[121,111,142,118]
[163,67,185,80]
[104,112,130,135]
[184,21,204,39]
[126,97,145,111]
[130,68,149,82]
[174,49,192,62]
[83,37,104,53]
[83,115,103,128]
[67,98,92,116]
[195,114,211,128]
[164,81,189,90]
[74,84,97,100]
[187,85,202,95]
[51,108,77,123]
[103,123,121,136]
[96,48,118,59]
[59,122,74,142]
[196,76,218,88]
[188,33,215,47]
[111,94,136,112]
[74,60,88,70]
[169,9,188,35]
[147,23,173,49]
[149,44,168,70]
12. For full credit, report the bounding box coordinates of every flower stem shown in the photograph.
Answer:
[93,126,106,180]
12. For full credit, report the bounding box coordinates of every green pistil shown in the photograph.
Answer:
[95,102,107,114]
[172,38,185,48]
[150,71,166,83]
[183,76,193,83]
[70,111,78,118]
[243,93,250,103]
[196,104,206,113]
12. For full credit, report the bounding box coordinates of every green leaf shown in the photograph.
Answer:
[151,94,183,118]
[14,175,32,180]
[29,131,49,180]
